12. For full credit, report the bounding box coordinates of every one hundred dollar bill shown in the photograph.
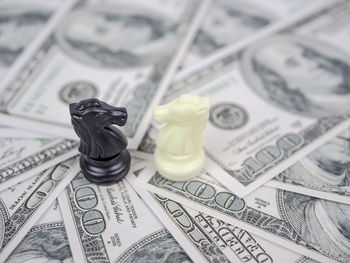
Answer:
[139,0,350,197]
[6,200,73,263]
[135,161,350,263]
[265,126,350,204]
[0,157,79,261]
[0,0,67,81]
[127,164,314,263]
[58,170,192,263]
[0,0,209,148]
[0,126,54,138]
[178,0,333,77]
[0,132,78,191]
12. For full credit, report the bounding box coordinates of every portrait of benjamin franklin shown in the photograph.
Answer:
[120,233,191,263]
[282,191,350,261]
[280,128,350,190]
[192,0,276,56]
[0,6,51,69]
[241,35,350,118]
[56,5,178,68]
[6,225,73,263]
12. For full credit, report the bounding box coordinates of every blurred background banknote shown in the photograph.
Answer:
[0,0,208,148]
[176,0,333,78]
[139,0,350,197]
[0,0,68,81]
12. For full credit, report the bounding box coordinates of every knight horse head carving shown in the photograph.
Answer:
[153,94,209,181]
[69,98,128,159]
[154,94,209,155]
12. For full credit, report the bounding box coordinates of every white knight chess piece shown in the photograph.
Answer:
[153,94,209,181]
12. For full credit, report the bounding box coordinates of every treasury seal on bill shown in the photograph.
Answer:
[240,35,350,118]
[59,81,98,104]
[55,5,178,68]
[209,103,248,130]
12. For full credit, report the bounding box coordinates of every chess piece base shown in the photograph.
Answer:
[154,148,205,181]
[80,149,131,184]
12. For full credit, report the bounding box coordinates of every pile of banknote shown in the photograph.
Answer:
[0,0,350,262]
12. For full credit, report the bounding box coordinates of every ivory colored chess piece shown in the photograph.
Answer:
[154,94,209,181]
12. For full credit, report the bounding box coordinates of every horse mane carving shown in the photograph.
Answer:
[69,98,128,159]
[154,94,209,156]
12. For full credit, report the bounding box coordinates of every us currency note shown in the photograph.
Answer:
[178,0,333,77]
[0,0,209,148]
[139,0,350,197]
[58,170,192,263]
[127,165,314,263]
[136,162,350,263]
[0,126,53,138]
[0,133,78,191]
[0,0,66,81]
[265,126,350,204]
[0,157,79,262]
[6,200,73,263]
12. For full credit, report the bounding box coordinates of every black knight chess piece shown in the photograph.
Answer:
[69,98,131,184]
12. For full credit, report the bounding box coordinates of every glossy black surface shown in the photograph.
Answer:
[70,98,131,184]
